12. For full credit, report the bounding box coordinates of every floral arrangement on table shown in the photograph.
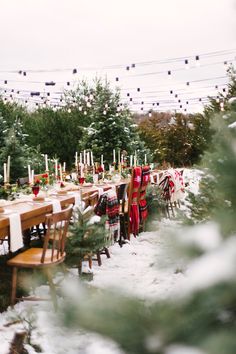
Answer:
[34,173,49,186]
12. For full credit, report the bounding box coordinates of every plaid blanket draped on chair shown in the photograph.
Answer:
[94,189,120,239]
[129,166,142,236]
[139,166,150,222]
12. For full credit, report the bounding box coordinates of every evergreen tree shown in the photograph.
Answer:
[0,118,28,182]
[74,79,148,165]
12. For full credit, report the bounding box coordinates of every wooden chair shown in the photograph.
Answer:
[7,205,73,309]
[138,166,150,232]
[127,167,142,240]
[75,191,105,273]
[117,183,129,246]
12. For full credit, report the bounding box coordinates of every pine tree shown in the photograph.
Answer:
[0,118,28,182]
[71,79,148,165]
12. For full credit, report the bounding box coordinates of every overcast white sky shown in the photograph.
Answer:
[0,0,235,112]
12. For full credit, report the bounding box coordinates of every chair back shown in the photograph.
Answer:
[41,205,73,263]
[127,167,142,238]
[139,166,150,222]
[17,177,29,186]
[117,183,128,213]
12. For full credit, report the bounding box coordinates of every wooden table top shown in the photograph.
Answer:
[0,180,129,239]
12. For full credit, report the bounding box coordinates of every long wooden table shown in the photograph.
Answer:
[0,181,128,241]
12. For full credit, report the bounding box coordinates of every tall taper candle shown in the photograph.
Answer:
[3,163,7,183]
[7,156,10,183]
[45,154,48,171]
[55,159,58,177]
[59,164,63,181]
[75,152,78,167]
[63,162,66,172]
[87,151,90,166]
[28,165,31,184]
[130,155,133,167]
[113,149,116,163]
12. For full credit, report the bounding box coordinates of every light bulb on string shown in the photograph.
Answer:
[167,70,172,78]
[103,110,106,115]
[137,88,140,92]
[170,90,173,94]
[72,68,77,74]
[131,63,135,68]
[4,80,7,84]
[186,82,190,86]
[115,77,119,82]
[67,108,71,113]
[127,93,130,97]
[67,82,70,86]
[184,59,189,69]
[126,66,130,71]
[84,110,87,115]
[195,55,200,66]
[156,102,159,106]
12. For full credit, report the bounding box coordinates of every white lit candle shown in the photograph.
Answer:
[28,164,31,184]
[134,155,137,167]
[91,151,94,166]
[55,159,58,178]
[45,154,48,171]
[113,149,116,163]
[130,155,133,167]
[3,163,7,183]
[59,164,63,181]
[75,152,78,167]
[63,162,66,172]
[101,154,103,166]
[83,150,86,165]
[31,170,34,184]
[7,155,10,183]
[118,150,120,164]
[144,154,147,165]
[87,151,90,166]
[80,163,84,177]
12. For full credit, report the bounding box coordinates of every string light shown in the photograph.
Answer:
[184,59,189,69]
[72,68,77,74]
[45,81,56,86]
[195,55,200,66]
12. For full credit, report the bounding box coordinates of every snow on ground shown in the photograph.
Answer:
[0,168,200,353]
[0,218,186,354]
